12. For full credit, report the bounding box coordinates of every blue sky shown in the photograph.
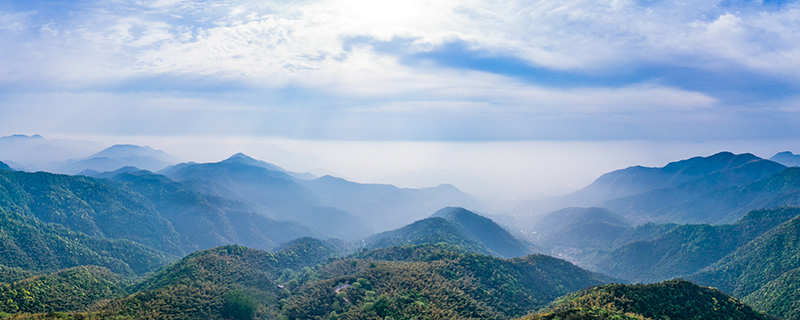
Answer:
[1,0,800,141]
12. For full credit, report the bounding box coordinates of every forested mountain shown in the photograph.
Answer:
[0,209,175,278]
[0,161,10,171]
[527,152,792,225]
[593,207,800,283]
[364,207,535,258]
[0,169,183,255]
[521,280,775,320]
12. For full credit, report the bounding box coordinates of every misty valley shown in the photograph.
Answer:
[3,134,800,319]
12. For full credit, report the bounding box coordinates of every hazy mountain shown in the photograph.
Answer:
[0,209,175,277]
[0,160,11,171]
[55,144,179,174]
[521,279,775,320]
[110,169,322,252]
[531,207,631,249]
[771,151,800,167]
[300,175,482,231]
[593,207,800,283]
[0,134,102,171]
[160,153,373,240]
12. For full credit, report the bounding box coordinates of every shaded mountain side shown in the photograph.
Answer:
[432,207,535,258]
[690,211,800,298]
[743,268,800,320]
[592,207,800,283]
[530,207,631,250]
[520,280,775,320]
[602,159,787,224]
[0,209,175,277]
[0,161,11,171]
[110,169,321,252]
[551,152,766,209]
[0,170,182,255]
[0,266,127,314]
[363,217,494,256]
[771,151,800,167]
[160,154,373,240]
[301,175,482,231]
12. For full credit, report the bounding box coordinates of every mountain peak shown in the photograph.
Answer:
[221,153,285,172]
[770,151,800,167]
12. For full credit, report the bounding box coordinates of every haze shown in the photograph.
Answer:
[2,0,799,207]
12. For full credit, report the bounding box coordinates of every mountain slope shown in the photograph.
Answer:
[56,144,179,175]
[0,266,127,314]
[690,211,800,298]
[363,217,493,255]
[521,280,774,320]
[160,154,373,240]
[743,268,800,320]
[0,209,175,277]
[432,206,534,258]
[0,170,182,254]
[110,169,321,252]
[594,207,800,283]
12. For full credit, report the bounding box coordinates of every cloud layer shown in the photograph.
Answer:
[1,0,799,140]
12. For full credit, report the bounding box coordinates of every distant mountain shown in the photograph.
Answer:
[300,175,482,231]
[593,207,800,283]
[0,134,102,171]
[771,151,800,167]
[110,169,322,252]
[55,144,179,174]
[0,209,175,277]
[159,154,373,240]
[521,279,774,320]
[531,207,631,249]
[525,152,792,225]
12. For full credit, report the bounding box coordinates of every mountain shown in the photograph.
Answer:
[0,160,11,171]
[0,266,127,314]
[109,169,322,252]
[771,151,800,167]
[0,134,101,171]
[531,207,631,250]
[300,174,482,231]
[364,207,535,258]
[432,207,535,258]
[690,211,800,298]
[0,169,183,255]
[363,217,493,255]
[521,279,775,320]
[593,207,800,283]
[0,209,175,277]
[56,144,179,174]
[160,154,373,240]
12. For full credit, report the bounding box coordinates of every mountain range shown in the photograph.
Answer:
[3,142,800,319]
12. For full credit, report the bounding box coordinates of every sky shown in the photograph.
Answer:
[1,0,800,203]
